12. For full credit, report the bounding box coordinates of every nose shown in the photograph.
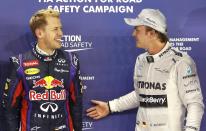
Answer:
[132,29,136,37]
[58,28,63,37]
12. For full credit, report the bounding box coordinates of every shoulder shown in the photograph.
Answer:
[171,50,197,74]
[58,50,80,68]
[170,48,195,64]
[172,49,195,65]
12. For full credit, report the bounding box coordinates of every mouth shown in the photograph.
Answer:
[55,38,63,43]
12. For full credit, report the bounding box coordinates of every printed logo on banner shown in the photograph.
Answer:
[170,37,200,52]
[79,75,95,81]
[79,75,95,92]
[82,121,94,130]
[61,35,93,52]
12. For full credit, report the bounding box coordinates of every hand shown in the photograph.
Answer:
[86,100,110,120]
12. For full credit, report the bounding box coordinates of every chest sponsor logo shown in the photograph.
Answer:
[137,81,166,90]
[56,58,68,66]
[29,90,66,101]
[34,113,63,120]
[33,76,64,89]
[44,56,53,62]
[26,75,40,80]
[31,126,41,131]
[40,102,58,112]
[23,60,39,67]
[54,125,66,130]
[25,68,40,75]
[139,94,168,107]
[154,67,169,74]
[54,67,69,73]
[137,121,166,128]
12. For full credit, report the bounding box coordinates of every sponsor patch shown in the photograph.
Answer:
[139,94,168,107]
[24,68,40,75]
[23,60,39,67]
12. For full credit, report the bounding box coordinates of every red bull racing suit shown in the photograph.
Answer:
[109,42,204,131]
[2,46,83,131]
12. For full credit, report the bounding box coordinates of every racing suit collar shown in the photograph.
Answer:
[36,44,55,56]
[32,44,58,62]
[146,42,172,63]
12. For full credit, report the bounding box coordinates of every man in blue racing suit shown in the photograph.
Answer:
[86,8,204,131]
[2,9,82,131]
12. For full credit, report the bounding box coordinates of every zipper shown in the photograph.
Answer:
[47,61,51,131]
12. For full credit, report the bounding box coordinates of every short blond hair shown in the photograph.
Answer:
[29,9,60,37]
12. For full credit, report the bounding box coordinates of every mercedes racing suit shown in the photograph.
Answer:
[109,42,204,131]
[2,46,83,131]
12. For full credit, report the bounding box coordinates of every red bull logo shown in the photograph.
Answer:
[33,76,64,89]
[29,89,66,101]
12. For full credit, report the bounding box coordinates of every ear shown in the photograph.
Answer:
[35,28,44,39]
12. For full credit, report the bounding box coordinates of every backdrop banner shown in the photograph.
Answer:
[0,0,205,131]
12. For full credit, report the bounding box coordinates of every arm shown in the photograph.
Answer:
[86,91,139,119]
[69,53,83,131]
[87,56,140,119]
[2,56,23,131]
[176,57,204,131]
[109,91,139,112]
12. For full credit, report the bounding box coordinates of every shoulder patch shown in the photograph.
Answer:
[71,53,79,67]
[171,49,183,57]
[10,56,19,65]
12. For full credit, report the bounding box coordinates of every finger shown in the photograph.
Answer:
[91,100,101,105]
[86,111,97,116]
[86,107,96,112]
[93,115,102,120]
[88,113,99,118]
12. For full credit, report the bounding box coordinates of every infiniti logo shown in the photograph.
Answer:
[58,58,66,63]
[40,102,58,112]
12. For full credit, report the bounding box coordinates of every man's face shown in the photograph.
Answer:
[132,25,150,49]
[40,16,63,50]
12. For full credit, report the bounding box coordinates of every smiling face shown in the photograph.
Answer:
[42,16,63,50]
[36,16,63,53]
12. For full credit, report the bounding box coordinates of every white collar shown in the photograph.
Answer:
[145,42,172,63]
[36,44,55,56]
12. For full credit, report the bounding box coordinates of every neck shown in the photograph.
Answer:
[147,41,166,55]
[37,42,55,56]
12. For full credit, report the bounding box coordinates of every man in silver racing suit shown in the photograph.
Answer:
[86,8,204,131]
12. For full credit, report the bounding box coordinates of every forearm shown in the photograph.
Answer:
[109,91,139,113]
[185,103,204,131]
